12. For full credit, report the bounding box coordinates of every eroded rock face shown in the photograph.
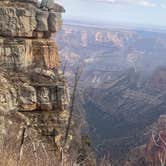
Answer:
[0,1,73,166]
[0,68,71,166]
[0,108,69,166]
[0,5,37,37]
[0,0,64,69]
[0,70,69,112]
[0,0,64,38]
[0,70,69,166]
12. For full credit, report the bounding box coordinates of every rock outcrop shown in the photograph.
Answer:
[0,0,64,69]
[125,115,166,166]
[0,0,73,165]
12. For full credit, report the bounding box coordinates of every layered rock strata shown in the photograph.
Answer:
[0,0,63,69]
[0,0,72,165]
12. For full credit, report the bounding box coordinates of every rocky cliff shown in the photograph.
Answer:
[0,1,75,165]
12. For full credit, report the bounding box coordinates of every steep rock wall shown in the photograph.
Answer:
[0,0,63,69]
[0,1,73,165]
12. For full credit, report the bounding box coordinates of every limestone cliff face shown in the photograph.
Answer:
[0,1,72,165]
[0,0,63,69]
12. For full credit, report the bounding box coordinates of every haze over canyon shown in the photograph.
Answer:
[57,23,166,165]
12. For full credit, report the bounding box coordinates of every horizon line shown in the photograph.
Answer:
[62,19,166,32]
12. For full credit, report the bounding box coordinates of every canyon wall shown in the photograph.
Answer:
[57,24,166,165]
[0,1,75,165]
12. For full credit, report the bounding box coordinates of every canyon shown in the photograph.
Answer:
[0,0,165,165]
[57,23,166,165]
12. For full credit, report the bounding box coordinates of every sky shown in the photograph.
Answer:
[56,0,166,28]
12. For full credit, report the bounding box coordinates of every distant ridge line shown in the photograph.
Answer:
[63,19,166,33]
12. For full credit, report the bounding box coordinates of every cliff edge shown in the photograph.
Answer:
[0,0,73,165]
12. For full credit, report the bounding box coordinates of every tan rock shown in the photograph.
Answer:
[0,6,37,37]
[0,1,64,38]
[0,38,61,69]
[32,39,61,68]
[0,0,75,165]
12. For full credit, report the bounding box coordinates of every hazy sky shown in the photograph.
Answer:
[56,0,166,28]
